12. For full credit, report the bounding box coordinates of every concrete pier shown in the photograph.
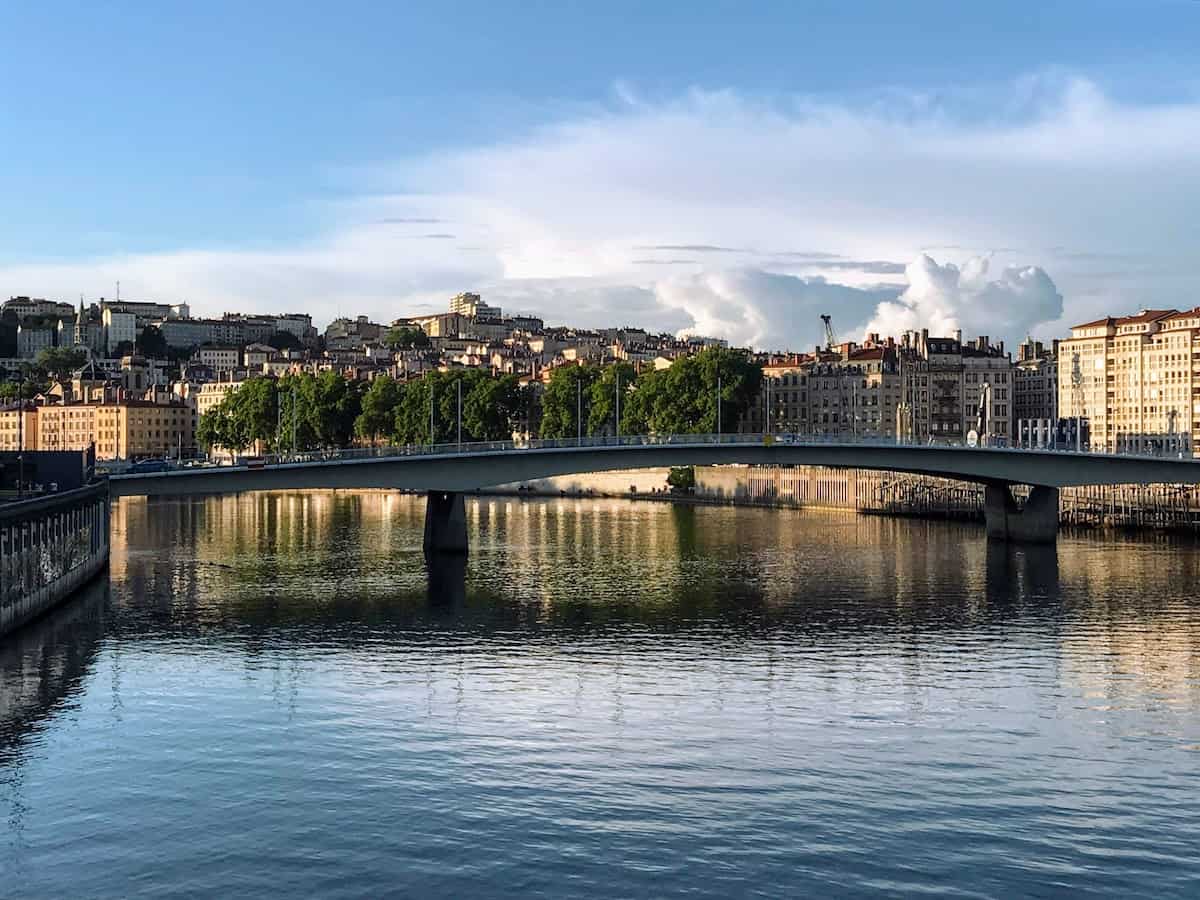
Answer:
[423,491,468,556]
[984,483,1059,544]
[1,483,110,638]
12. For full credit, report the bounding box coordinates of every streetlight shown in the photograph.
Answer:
[615,370,621,440]
[716,374,722,441]
[457,378,462,450]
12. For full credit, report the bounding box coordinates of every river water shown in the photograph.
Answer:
[2,493,1199,898]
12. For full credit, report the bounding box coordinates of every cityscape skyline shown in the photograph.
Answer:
[4,4,1200,350]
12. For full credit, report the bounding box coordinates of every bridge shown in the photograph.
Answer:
[108,434,1200,550]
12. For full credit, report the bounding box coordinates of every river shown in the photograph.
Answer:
[2,493,1199,897]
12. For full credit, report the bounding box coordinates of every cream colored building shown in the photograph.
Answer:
[197,380,244,418]
[1,397,196,459]
[1057,309,1197,454]
[0,404,39,450]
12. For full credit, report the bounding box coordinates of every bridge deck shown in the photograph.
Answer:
[108,436,1200,497]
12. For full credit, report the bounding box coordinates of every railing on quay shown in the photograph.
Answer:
[0,482,111,638]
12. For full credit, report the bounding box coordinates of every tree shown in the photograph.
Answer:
[355,375,404,443]
[384,325,431,350]
[587,361,638,436]
[135,325,168,358]
[35,346,87,381]
[463,373,525,441]
[268,330,303,352]
[539,364,600,439]
[619,348,761,435]
[667,466,695,494]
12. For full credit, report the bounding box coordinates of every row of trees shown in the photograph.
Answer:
[538,348,761,438]
[197,369,531,452]
[197,371,365,453]
[195,348,763,453]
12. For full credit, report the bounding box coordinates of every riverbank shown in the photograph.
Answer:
[487,465,1200,535]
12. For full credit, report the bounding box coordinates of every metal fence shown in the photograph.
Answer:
[102,431,1188,475]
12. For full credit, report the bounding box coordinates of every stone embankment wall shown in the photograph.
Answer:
[486,468,674,498]
[0,483,110,638]
[694,465,1200,533]
[482,463,1200,534]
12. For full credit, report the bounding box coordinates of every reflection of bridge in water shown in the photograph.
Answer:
[111,435,1200,549]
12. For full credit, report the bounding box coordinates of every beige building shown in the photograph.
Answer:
[1,397,196,459]
[194,345,241,372]
[0,402,39,451]
[197,380,244,418]
[1058,308,1196,455]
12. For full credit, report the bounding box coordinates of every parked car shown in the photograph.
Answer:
[130,459,171,474]
[237,456,267,470]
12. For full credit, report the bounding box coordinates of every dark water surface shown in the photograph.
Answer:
[3,493,1200,898]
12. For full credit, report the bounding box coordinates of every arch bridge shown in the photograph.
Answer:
[108,434,1200,551]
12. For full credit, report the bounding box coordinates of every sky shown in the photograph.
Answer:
[3,0,1200,350]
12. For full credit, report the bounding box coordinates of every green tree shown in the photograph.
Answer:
[355,375,404,443]
[304,370,363,447]
[667,466,695,494]
[587,361,638,436]
[623,348,761,435]
[268,330,303,351]
[463,373,525,441]
[135,325,168,358]
[35,346,87,381]
[383,325,431,350]
[223,376,279,450]
[538,364,600,439]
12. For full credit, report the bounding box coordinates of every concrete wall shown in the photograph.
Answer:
[485,467,673,497]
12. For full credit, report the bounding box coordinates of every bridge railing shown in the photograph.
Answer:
[107,430,1185,476]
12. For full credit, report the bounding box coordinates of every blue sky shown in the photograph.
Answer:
[3,1,1200,347]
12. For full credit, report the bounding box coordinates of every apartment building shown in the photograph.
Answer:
[0,396,196,459]
[1058,308,1197,455]
[0,401,38,450]
[194,345,241,372]
[1014,337,1058,435]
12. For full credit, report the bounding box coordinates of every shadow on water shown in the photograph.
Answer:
[984,540,1060,608]
[0,577,111,767]
[426,552,467,608]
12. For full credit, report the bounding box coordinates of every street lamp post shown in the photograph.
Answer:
[615,371,621,440]
[577,377,582,443]
[716,375,722,441]
[457,378,462,450]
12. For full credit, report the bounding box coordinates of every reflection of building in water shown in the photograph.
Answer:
[0,578,109,762]
[1055,539,1200,705]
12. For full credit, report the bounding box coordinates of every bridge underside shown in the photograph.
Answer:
[983,484,1060,544]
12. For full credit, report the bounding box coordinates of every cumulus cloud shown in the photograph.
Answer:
[654,269,900,350]
[865,255,1063,341]
[1,73,1196,346]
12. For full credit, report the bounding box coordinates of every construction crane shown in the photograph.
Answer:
[819,314,852,437]
[820,314,836,352]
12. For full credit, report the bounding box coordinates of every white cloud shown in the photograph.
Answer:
[654,269,899,350]
[2,73,1196,348]
[865,255,1064,343]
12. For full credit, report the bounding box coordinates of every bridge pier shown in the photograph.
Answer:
[984,484,1059,544]
[423,491,468,556]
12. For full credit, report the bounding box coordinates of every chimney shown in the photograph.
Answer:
[954,328,962,345]
[998,340,1005,356]
[977,335,988,351]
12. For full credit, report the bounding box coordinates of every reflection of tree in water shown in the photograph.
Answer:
[0,578,110,767]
